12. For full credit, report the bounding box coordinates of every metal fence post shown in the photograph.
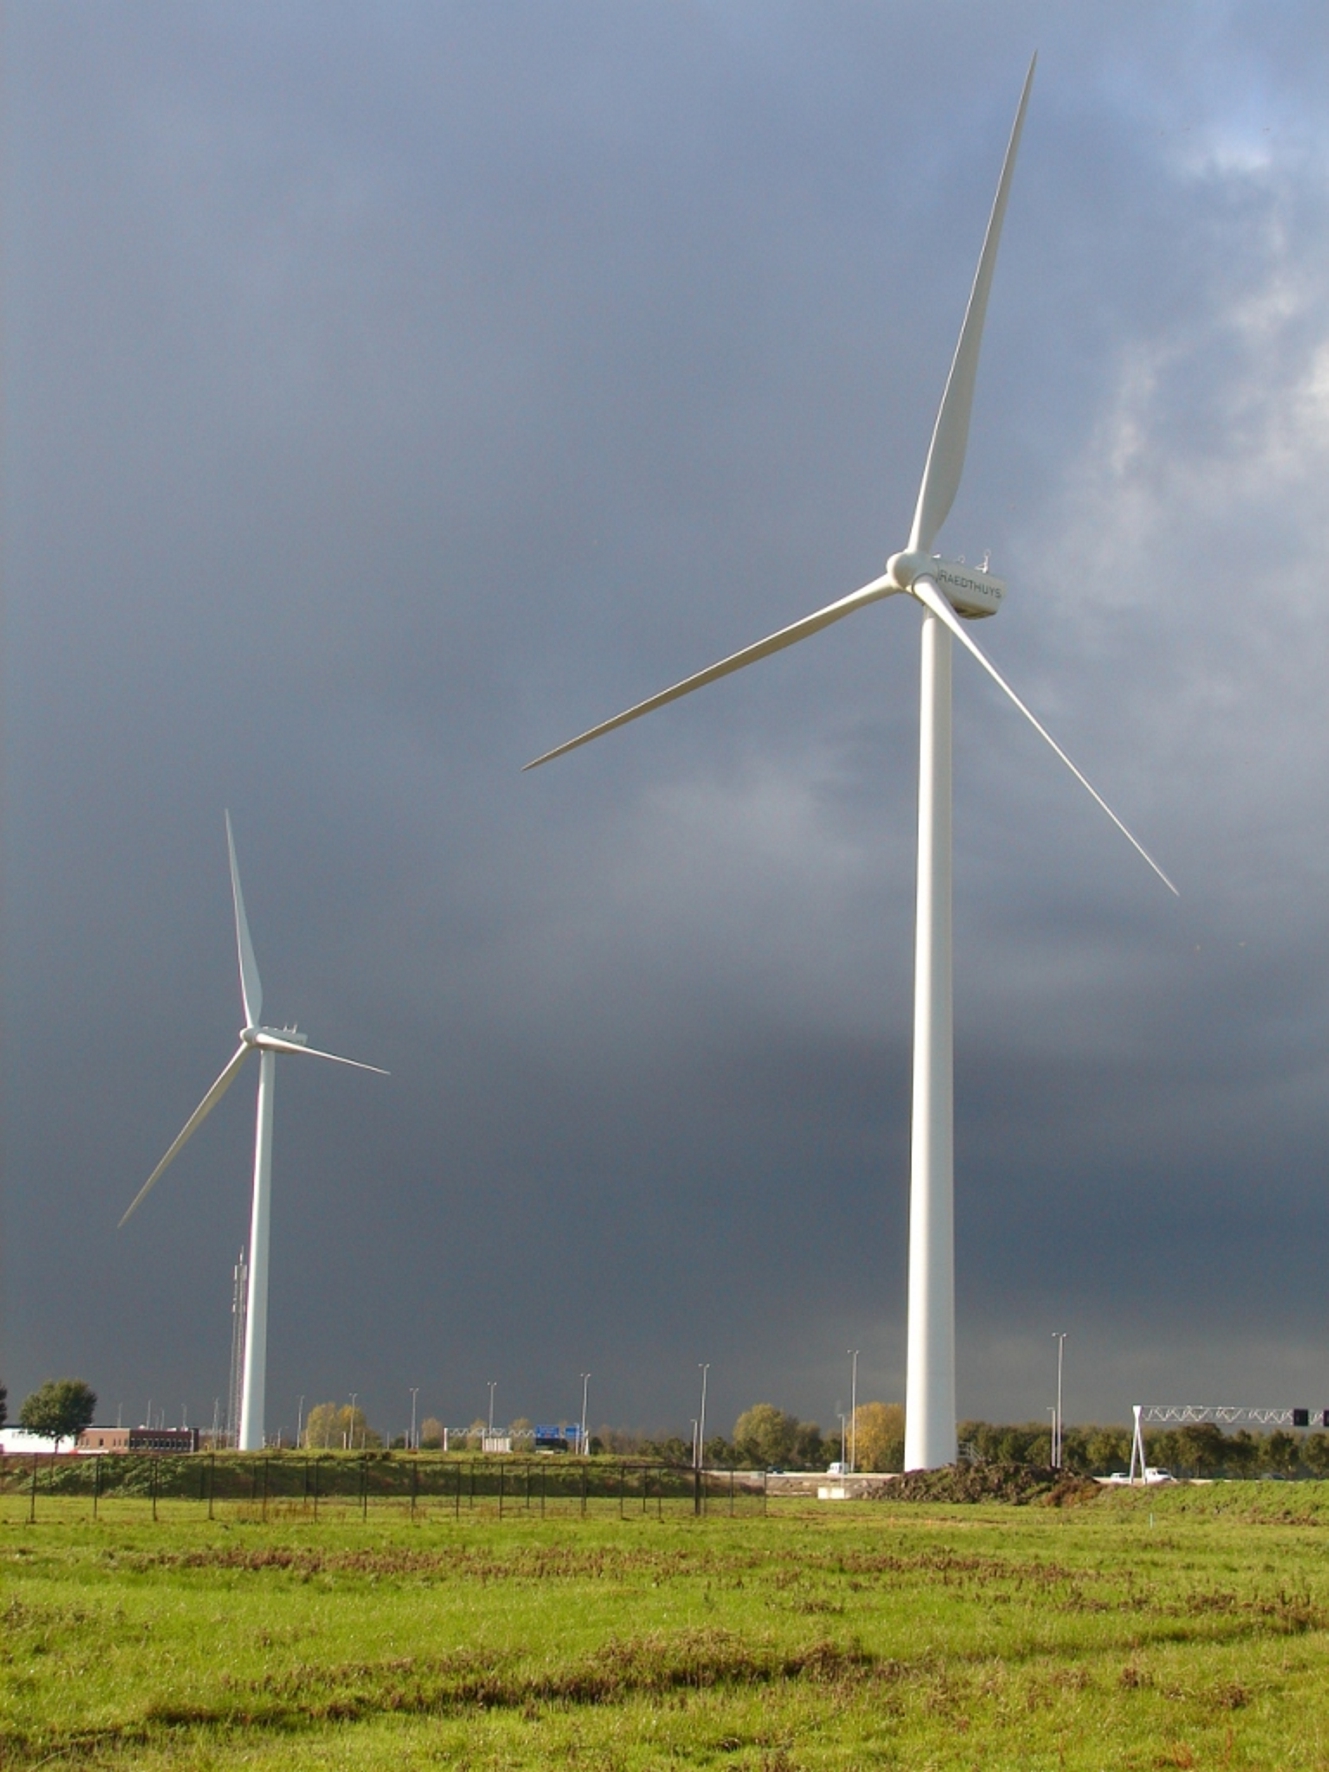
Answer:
[763,1469,768,1516]
[455,1461,461,1520]
[151,1456,159,1523]
[312,1457,320,1522]
[361,1456,368,1520]
[410,1460,418,1519]
[580,1462,587,1517]
[261,1457,269,1522]
[693,1466,700,1518]
[498,1460,504,1519]
[618,1464,625,1519]
[93,1453,102,1521]
[208,1452,216,1521]
[541,1463,547,1517]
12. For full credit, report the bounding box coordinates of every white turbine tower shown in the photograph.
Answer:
[525,57,1176,1470]
[120,813,386,1451]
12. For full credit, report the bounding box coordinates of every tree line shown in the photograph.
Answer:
[14,1377,1329,1478]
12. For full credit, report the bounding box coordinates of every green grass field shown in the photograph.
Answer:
[6,1479,1329,1769]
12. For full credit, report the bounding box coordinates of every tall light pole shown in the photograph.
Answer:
[348,1392,358,1451]
[579,1373,591,1456]
[848,1350,859,1474]
[409,1387,419,1453]
[296,1395,305,1449]
[696,1364,709,1471]
[488,1381,497,1437]
[1052,1333,1067,1470]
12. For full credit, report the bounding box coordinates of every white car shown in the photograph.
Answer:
[825,1461,848,1476]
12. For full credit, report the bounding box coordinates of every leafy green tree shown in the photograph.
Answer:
[851,1403,905,1472]
[1079,1427,1130,1474]
[959,1421,1054,1465]
[19,1379,97,1450]
[791,1421,827,1470]
[419,1416,446,1450]
[1224,1430,1259,1477]
[1176,1423,1227,1476]
[1302,1433,1329,1477]
[1264,1430,1299,1477]
[643,1435,690,1464]
[733,1404,799,1468]
[303,1402,380,1449]
[1266,1430,1301,1476]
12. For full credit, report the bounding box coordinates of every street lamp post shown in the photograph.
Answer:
[848,1350,859,1474]
[409,1387,419,1453]
[487,1381,497,1438]
[1052,1333,1067,1469]
[696,1364,710,1471]
[349,1392,358,1452]
[579,1373,591,1456]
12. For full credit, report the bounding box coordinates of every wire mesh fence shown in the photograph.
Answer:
[0,1454,769,1525]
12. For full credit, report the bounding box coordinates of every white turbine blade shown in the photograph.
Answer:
[908,54,1036,556]
[524,576,894,769]
[911,576,1178,896]
[255,1033,389,1074]
[119,1044,252,1228]
[225,812,263,1028]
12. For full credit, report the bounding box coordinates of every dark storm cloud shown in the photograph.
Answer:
[5,2,1329,1443]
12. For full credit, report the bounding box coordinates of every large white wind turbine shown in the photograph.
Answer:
[526,57,1176,1470]
[120,814,386,1451]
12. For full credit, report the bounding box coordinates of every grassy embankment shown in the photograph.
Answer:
[6,1479,1329,1768]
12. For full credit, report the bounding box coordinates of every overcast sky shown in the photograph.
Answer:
[5,2,1329,1445]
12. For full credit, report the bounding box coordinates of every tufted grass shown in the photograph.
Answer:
[6,1482,1329,1767]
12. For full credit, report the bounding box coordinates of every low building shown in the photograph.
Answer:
[78,1427,131,1453]
[0,1429,70,1456]
[76,1426,199,1454]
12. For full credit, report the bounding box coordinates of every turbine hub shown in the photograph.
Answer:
[885,549,931,590]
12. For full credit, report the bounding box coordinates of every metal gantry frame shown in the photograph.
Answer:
[1128,1402,1329,1483]
[1137,1404,1328,1427]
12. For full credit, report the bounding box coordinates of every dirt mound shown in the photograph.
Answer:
[883,1463,1100,1506]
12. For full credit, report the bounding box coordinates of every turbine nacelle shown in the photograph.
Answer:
[887,551,1006,620]
[243,1024,309,1048]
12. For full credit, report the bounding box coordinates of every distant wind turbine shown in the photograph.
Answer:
[526,56,1175,1470]
[120,814,386,1451]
